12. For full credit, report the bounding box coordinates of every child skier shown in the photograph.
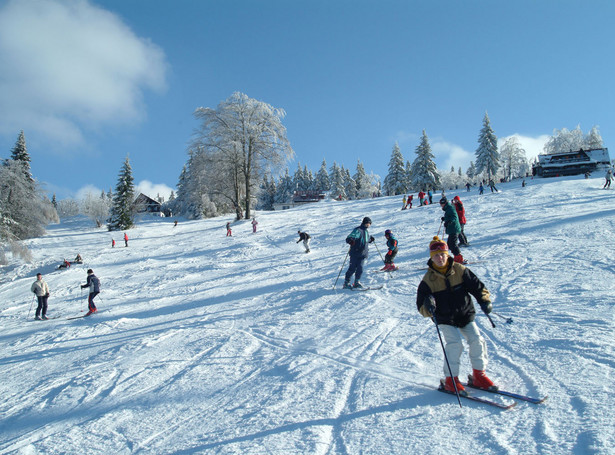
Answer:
[416,236,496,394]
[381,229,398,271]
[226,222,232,237]
[252,218,258,233]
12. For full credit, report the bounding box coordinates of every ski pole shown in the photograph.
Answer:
[80,287,84,312]
[333,249,350,289]
[436,219,444,238]
[372,242,392,275]
[27,294,35,319]
[431,308,463,408]
[493,312,513,324]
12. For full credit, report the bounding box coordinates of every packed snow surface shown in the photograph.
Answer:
[1,176,614,454]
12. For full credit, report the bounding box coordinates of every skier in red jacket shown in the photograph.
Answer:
[452,196,469,246]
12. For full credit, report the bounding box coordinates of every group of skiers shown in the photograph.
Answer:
[338,191,495,395]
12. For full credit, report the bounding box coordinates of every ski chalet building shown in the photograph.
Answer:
[532,147,611,178]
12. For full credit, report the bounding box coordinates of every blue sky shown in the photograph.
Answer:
[1,0,613,200]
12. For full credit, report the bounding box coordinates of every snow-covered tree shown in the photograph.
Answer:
[475,113,500,180]
[329,163,347,200]
[275,168,294,203]
[192,92,294,220]
[56,199,80,218]
[81,192,110,227]
[343,167,357,200]
[353,160,374,199]
[585,126,604,149]
[500,137,529,180]
[383,143,407,195]
[314,159,330,192]
[108,156,135,231]
[466,161,477,181]
[257,174,276,211]
[410,130,440,191]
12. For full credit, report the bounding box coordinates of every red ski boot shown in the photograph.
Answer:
[443,376,467,395]
[468,369,498,391]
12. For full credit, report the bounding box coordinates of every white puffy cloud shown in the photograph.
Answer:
[0,0,167,148]
[75,184,103,200]
[136,180,174,202]
[432,140,473,171]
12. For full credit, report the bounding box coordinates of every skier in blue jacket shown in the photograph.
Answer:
[343,217,375,289]
[381,229,398,271]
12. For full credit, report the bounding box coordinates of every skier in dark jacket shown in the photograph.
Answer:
[80,269,100,316]
[343,217,374,289]
[381,229,398,271]
[297,230,311,253]
[440,197,464,264]
[416,236,495,394]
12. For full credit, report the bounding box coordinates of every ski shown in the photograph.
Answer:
[351,285,384,291]
[464,381,547,404]
[67,310,106,320]
[32,315,62,321]
[376,266,399,272]
[437,384,517,410]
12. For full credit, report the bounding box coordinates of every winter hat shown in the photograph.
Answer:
[439,197,448,205]
[362,217,372,225]
[87,269,93,274]
[384,229,392,237]
[429,236,449,257]
[452,196,460,203]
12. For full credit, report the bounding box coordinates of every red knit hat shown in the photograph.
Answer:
[429,236,449,257]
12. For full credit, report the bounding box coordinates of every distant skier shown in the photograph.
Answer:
[226,222,232,237]
[343,217,374,289]
[465,182,471,192]
[174,220,178,227]
[402,195,407,210]
[381,229,398,271]
[297,230,311,253]
[418,191,425,206]
[80,269,100,316]
[439,197,464,264]
[124,232,129,247]
[603,169,613,189]
[488,179,499,193]
[452,196,469,246]
[479,183,484,195]
[405,195,413,209]
[112,239,116,248]
[416,236,496,395]
[428,189,433,204]
[74,254,83,263]
[31,273,50,320]
[252,217,258,233]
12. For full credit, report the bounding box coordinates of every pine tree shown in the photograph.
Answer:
[343,167,357,200]
[314,159,330,192]
[10,131,34,184]
[353,160,372,199]
[410,130,440,191]
[383,143,407,195]
[275,169,294,203]
[329,163,347,200]
[475,113,500,180]
[108,156,135,231]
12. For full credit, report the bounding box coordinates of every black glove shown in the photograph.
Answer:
[81,284,86,289]
[441,217,445,221]
[369,236,375,243]
[423,295,436,316]
[346,238,355,246]
[480,301,493,315]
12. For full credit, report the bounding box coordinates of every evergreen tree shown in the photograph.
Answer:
[108,156,135,231]
[275,169,294,203]
[475,112,500,180]
[257,174,276,210]
[410,130,440,191]
[383,143,407,195]
[52,194,57,210]
[466,161,477,180]
[343,167,357,200]
[353,160,372,199]
[329,163,346,200]
[314,159,330,192]
[9,131,34,184]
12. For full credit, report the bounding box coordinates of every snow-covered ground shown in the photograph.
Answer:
[1,175,614,454]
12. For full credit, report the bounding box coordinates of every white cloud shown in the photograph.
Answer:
[75,184,103,200]
[0,0,167,149]
[136,180,174,202]
[432,140,473,171]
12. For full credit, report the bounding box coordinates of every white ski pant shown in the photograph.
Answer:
[439,321,488,377]
[303,238,311,251]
